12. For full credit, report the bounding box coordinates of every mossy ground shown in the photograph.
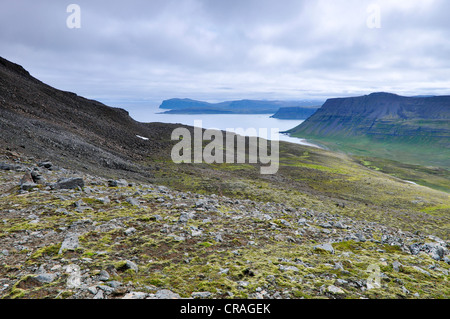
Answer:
[0,140,448,299]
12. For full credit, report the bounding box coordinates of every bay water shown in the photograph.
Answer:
[107,101,320,148]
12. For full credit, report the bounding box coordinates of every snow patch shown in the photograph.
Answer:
[136,135,149,141]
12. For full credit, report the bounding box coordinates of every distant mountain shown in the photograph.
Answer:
[271,107,319,119]
[159,98,324,114]
[287,92,450,167]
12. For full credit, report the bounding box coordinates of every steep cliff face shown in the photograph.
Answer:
[288,92,450,167]
[289,92,450,143]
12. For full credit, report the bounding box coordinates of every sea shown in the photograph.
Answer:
[106,101,321,148]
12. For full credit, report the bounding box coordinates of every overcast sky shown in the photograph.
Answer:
[1,0,450,105]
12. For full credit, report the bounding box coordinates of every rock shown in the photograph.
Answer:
[87,286,98,295]
[117,260,138,273]
[38,161,53,169]
[107,281,122,289]
[168,234,186,242]
[219,268,229,275]
[126,198,140,206]
[392,261,402,272]
[334,262,344,271]
[279,265,299,272]
[153,289,181,299]
[123,292,148,299]
[31,170,45,184]
[53,177,84,190]
[214,234,223,242]
[355,233,366,242]
[335,279,348,286]
[320,222,333,229]
[0,162,23,171]
[195,200,206,208]
[20,172,34,184]
[93,290,104,299]
[98,270,110,281]
[108,179,128,187]
[327,285,345,295]
[124,227,136,236]
[59,233,80,254]
[65,264,81,288]
[98,285,114,294]
[409,243,422,255]
[157,186,169,193]
[314,243,335,254]
[191,291,213,299]
[178,212,194,224]
[279,219,291,227]
[333,221,347,229]
[409,242,447,261]
[413,266,430,276]
[35,273,56,283]
[424,243,446,261]
[382,235,403,247]
[20,182,38,191]
[190,227,203,237]
[107,180,118,187]
[97,197,110,205]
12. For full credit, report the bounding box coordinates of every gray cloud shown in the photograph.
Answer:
[1,0,449,104]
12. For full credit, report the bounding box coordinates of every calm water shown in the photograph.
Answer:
[107,101,321,148]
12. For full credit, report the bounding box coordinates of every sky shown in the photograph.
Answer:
[1,0,450,106]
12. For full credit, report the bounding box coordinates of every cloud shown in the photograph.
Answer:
[1,0,449,103]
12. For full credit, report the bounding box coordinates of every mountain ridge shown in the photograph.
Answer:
[0,56,181,181]
[159,98,323,114]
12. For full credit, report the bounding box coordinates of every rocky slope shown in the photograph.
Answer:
[0,153,448,299]
[0,57,449,300]
[0,56,180,182]
[288,92,450,168]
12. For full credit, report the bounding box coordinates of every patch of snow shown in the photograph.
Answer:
[136,135,149,140]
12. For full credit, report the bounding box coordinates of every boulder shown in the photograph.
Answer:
[314,243,335,254]
[59,233,80,254]
[53,177,84,190]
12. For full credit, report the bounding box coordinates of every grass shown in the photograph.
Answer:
[144,138,449,240]
[289,133,449,169]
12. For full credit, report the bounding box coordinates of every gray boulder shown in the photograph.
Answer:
[409,242,447,261]
[53,177,84,190]
[59,233,80,254]
[153,289,181,299]
[314,243,335,254]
